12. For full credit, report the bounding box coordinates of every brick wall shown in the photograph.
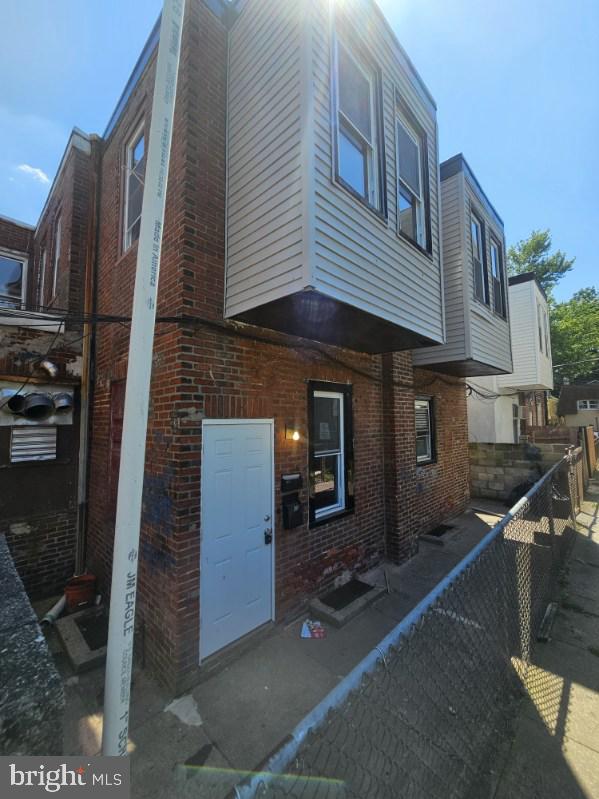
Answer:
[4,510,77,599]
[0,216,33,261]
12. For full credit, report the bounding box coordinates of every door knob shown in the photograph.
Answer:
[264,514,271,521]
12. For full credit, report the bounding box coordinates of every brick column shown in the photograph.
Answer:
[382,352,419,563]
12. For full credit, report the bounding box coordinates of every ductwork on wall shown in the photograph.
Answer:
[0,382,75,426]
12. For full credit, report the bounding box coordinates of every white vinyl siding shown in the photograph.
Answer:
[10,426,57,463]
[497,280,553,391]
[413,167,512,374]
[226,0,305,317]
[225,0,444,346]
[312,0,442,342]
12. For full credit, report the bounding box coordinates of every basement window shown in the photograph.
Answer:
[309,382,354,525]
[0,251,27,309]
[123,124,146,252]
[10,426,57,463]
[415,397,435,464]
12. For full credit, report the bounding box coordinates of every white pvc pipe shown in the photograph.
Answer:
[41,594,66,625]
[102,0,185,757]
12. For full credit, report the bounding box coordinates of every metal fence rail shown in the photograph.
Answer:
[236,454,580,799]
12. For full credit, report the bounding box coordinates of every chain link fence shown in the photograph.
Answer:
[236,453,581,799]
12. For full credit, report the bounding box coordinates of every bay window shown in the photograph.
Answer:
[490,238,506,317]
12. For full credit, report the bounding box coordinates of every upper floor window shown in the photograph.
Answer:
[396,113,428,250]
[308,382,354,525]
[577,399,599,410]
[334,38,383,212]
[123,124,146,251]
[0,251,27,309]
[38,246,46,308]
[490,238,506,317]
[543,309,550,356]
[470,213,488,305]
[52,216,61,301]
[415,397,435,464]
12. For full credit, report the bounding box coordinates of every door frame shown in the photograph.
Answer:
[199,418,276,664]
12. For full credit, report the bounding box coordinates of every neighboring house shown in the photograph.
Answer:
[0,131,99,598]
[412,154,512,378]
[2,0,510,691]
[558,383,599,431]
[468,272,553,443]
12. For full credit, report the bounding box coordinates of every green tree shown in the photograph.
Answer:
[508,229,575,295]
[551,287,599,385]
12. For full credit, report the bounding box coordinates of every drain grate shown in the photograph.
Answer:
[74,612,109,651]
[426,524,454,538]
[320,579,374,611]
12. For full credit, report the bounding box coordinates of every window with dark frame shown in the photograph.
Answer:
[123,124,146,252]
[470,212,488,305]
[334,36,383,212]
[308,382,354,525]
[396,112,428,250]
[0,252,26,309]
[490,237,506,317]
[415,397,434,464]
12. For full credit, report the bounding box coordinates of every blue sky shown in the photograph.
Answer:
[0,0,597,302]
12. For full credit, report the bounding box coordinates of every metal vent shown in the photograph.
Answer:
[10,426,57,463]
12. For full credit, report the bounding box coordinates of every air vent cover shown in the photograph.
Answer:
[10,426,57,463]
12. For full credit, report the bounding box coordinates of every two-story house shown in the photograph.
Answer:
[0,131,99,598]
[2,0,512,691]
[468,272,553,443]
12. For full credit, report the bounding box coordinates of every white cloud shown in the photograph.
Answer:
[16,163,50,185]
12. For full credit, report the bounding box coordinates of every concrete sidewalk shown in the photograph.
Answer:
[495,478,599,799]
[44,503,503,799]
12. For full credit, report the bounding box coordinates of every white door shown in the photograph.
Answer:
[200,420,274,660]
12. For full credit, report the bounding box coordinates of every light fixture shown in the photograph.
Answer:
[285,425,301,442]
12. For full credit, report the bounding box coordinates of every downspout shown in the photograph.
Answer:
[42,137,102,627]
[75,135,103,575]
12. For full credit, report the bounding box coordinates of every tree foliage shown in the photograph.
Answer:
[507,229,575,295]
[551,287,599,385]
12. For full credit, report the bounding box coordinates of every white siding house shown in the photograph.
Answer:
[413,155,512,376]
[226,0,444,353]
[468,273,554,443]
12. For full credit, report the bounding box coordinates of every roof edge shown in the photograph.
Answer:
[440,154,504,230]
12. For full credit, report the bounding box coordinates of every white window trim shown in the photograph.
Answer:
[123,122,145,252]
[313,389,346,519]
[471,213,487,304]
[490,238,505,317]
[333,37,380,210]
[396,114,425,248]
[578,399,599,410]
[415,397,433,464]
[0,247,28,310]
[51,217,61,301]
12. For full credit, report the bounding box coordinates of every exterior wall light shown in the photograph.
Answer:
[285,425,301,442]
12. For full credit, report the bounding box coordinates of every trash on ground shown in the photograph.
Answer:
[301,619,326,639]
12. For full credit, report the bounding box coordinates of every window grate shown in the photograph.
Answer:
[10,426,57,463]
